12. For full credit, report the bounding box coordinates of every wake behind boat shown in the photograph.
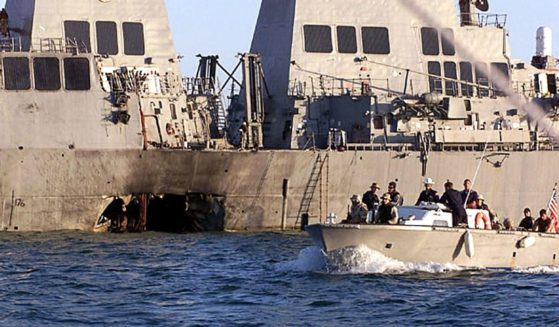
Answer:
[306,204,559,269]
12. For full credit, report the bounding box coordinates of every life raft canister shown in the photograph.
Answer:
[166,123,175,135]
[475,212,491,230]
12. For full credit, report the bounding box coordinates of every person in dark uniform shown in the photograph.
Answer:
[416,177,439,205]
[518,208,535,231]
[387,181,403,206]
[374,193,399,225]
[534,209,553,233]
[461,179,479,209]
[440,181,468,227]
[362,182,380,211]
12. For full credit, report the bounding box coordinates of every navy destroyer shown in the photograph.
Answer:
[2,0,559,235]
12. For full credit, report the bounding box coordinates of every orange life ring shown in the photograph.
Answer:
[165,123,175,135]
[475,212,491,230]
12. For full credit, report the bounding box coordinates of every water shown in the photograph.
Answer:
[1,232,558,326]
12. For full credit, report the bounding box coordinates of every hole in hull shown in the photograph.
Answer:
[97,193,225,233]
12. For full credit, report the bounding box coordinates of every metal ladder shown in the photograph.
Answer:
[295,152,329,228]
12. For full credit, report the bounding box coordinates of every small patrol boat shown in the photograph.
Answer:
[306,204,559,268]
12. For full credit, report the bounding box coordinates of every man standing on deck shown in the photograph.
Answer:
[388,181,403,206]
[518,208,534,231]
[416,178,439,205]
[375,193,399,225]
[534,209,554,233]
[363,182,380,211]
[440,181,468,227]
[461,179,479,209]
[347,195,368,224]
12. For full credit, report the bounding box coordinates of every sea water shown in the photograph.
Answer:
[0,231,558,326]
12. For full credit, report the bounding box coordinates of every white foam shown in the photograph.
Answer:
[274,246,328,272]
[276,245,463,275]
[512,266,559,274]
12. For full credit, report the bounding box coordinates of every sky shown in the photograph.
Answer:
[1,0,559,76]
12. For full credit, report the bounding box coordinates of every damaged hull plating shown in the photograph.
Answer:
[2,149,559,232]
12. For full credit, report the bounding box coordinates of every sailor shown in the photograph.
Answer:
[534,209,553,233]
[518,208,535,231]
[347,194,368,224]
[476,194,496,223]
[387,181,403,206]
[415,178,439,205]
[239,122,248,150]
[362,182,380,211]
[374,193,399,225]
[461,179,479,209]
[0,9,8,37]
[440,181,468,227]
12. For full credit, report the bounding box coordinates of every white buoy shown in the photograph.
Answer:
[517,236,536,249]
[536,26,553,57]
[464,230,475,258]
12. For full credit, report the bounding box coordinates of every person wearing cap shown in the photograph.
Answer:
[461,179,479,209]
[518,208,534,231]
[440,181,468,227]
[415,178,439,205]
[476,194,497,224]
[387,181,403,206]
[347,194,368,224]
[374,193,399,225]
[362,183,380,211]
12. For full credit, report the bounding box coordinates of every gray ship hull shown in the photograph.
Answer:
[306,224,559,268]
[1,148,559,232]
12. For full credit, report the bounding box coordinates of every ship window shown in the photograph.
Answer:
[34,58,61,91]
[441,28,455,56]
[459,62,474,97]
[336,26,357,54]
[64,21,91,53]
[427,61,442,93]
[3,57,30,90]
[96,21,118,55]
[64,58,91,91]
[444,62,458,96]
[303,25,332,53]
[123,22,145,56]
[362,27,390,54]
[421,27,439,55]
[475,62,489,97]
[491,62,510,96]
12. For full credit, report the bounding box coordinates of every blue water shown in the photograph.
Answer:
[0,232,558,326]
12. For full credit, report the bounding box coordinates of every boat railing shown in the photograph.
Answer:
[0,36,22,52]
[459,13,507,28]
[288,77,390,98]
[30,37,90,54]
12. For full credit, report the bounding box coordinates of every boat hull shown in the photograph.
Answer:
[306,224,559,268]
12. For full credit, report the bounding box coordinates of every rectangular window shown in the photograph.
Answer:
[303,25,332,53]
[475,62,489,97]
[96,21,118,55]
[490,62,510,96]
[34,58,61,91]
[64,21,91,53]
[444,62,458,96]
[362,27,390,54]
[441,28,455,56]
[4,57,30,90]
[421,27,439,55]
[123,22,145,56]
[460,62,474,97]
[428,61,442,93]
[336,26,357,54]
[64,58,91,90]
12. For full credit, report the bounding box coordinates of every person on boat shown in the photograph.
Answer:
[503,218,515,231]
[347,194,368,224]
[476,194,496,223]
[415,177,439,205]
[387,181,403,206]
[518,208,534,231]
[362,182,380,211]
[440,181,468,227]
[374,193,399,225]
[534,209,553,233]
[461,179,479,209]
